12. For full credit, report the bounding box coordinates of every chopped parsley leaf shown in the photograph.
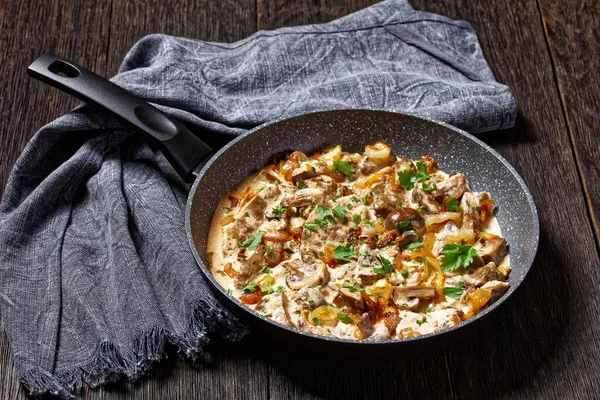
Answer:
[415,206,425,213]
[363,194,370,204]
[297,181,305,189]
[284,240,296,253]
[222,206,233,213]
[276,286,286,293]
[271,204,287,220]
[440,237,481,272]
[308,299,315,307]
[243,282,259,292]
[332,205,345,219]
[262,267,272,274]
[265,247,273,256]
[416,162,430,182]
[353,214,361,224]
[422,182,437,192]
[337,312,353,324]
[342,280,364,293]
[404,241,424,250]
[333,188,343,201]
[443,282,465,299]
[397,169,416,190]
[304,221,318,231]
[346,204,353,209]
[257,185,266,193]
[397,162,430,189]
[401,270,409,279]
[333,160,355,178]
[240,231,265,251]
[426,307,435,313]
[397,201,403,208]
[262,280,274,295]
[416,317,427,326]
[227,289,233,295]
[394,221,410,230]
[312,317,323,326]
[373,255,394,275]
[333,244,358,262]
[351,195,361,203]
[446,198,459,212]
[244,212,250,217]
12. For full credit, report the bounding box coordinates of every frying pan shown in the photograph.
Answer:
[28,53,539,355]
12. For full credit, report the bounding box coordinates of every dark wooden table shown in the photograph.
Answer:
[1,0,599,399]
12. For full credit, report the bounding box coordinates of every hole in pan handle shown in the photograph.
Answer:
[27,52,213,183]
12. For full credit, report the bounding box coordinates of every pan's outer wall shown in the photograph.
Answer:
[187,110,538,353]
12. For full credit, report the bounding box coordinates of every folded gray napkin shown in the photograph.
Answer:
[0,0,515,397]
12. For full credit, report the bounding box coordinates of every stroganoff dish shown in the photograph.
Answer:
[207,142,510,340]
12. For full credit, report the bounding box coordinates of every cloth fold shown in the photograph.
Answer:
[0,0,515,398]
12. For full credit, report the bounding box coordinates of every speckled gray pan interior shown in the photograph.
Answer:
[186,109,539,352]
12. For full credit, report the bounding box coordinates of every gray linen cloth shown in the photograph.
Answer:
[0,0,516,398]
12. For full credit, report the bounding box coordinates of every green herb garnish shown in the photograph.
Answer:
[332,205,345,219]
[271,204,287,220]
[337,312,353,324]
[333,187,342,201]
[422,182,437,192]
[304,221,318,231]
[404,241,424,250]
[257,185,266,193]
[243,282,259,292]
[353,214,361,224]
[333,160,355,179]
[312,317,323,326]
[440,238,481,272]
[276,286,286,293]
[240,231,265,251]
[333,244,358,262]
[373,255,394,275]
[416,317,427,326]
[443,282,465,299]
[398,162,430,189]
[446,198,459,212]
[400,270,409,279]
[342,280,364,293]
[262,267,272,274]
[222,207,233,213]
[351,195,360,203]
[297,181,305,189]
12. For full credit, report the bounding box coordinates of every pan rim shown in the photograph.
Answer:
[185,108,539,346]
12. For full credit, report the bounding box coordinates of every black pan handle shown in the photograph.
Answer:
[27,52,213,182]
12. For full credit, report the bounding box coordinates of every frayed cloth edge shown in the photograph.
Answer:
[18,298,249,399]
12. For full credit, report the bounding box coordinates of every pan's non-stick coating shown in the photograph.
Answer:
[186,110,538,354]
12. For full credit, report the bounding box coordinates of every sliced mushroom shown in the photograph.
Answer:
[294,287,323,310]
[412,188,441,213]
[284,258,329,291]
[284,188,324,208]
[337,288,364,311]
[291,162,322,182]
[460,192,481,232]
[233,245,266,289]
[481,280,509,303]
[255,293,293,327]
[432,173,466,202]
[303,175,339,201]
[393,285,436,310]
[463,261,500,287]
[479,236,508,264]
[356,312,375,338]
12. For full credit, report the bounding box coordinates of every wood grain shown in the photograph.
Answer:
[0,0,112,398]
[538,0,600,246]
[1,0,599,398]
